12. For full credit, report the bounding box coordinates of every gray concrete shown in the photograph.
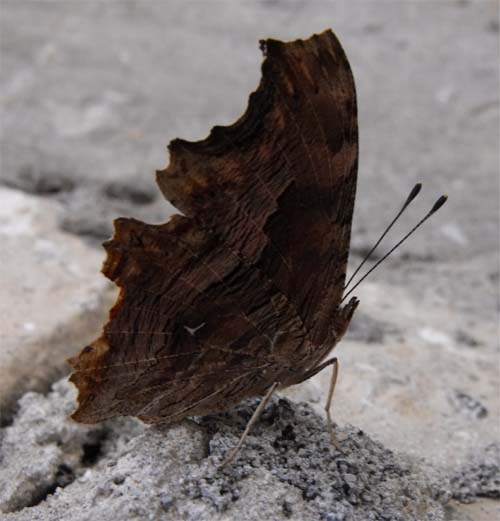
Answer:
[0,186,115,422]
[1,1,498,257]
[1,1,499,520]
[0,379,458,520]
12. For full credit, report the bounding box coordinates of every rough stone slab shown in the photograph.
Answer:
[0,187,115,421]
[1,378,455,521]
[282,250,500,470]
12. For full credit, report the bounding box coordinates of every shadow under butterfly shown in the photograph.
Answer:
[69,29,446,466]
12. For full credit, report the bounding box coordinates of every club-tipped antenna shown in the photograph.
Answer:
[341,194,447,303]
[344,183,422,290]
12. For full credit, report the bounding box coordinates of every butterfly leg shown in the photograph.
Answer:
[292,357,343,452]
[324,358,343,452]
[221,381,279,467]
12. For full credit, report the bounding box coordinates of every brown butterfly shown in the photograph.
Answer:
[69,29,360,464]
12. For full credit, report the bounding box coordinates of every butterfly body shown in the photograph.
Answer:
[70,29,358,427]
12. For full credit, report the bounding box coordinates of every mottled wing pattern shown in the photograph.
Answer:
[70,215,306,423]
[69,29,358,424]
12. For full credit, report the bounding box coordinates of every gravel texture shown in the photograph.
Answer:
[450,444,500,503]
[0,379,460,521]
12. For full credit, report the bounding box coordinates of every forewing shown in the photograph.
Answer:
[157,29,358,345]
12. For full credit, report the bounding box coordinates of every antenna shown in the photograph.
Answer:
[344,183,422,290]
[341,194,447,303]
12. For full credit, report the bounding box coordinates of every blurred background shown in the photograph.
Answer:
[1,1,498,256]
[1,0,499,479]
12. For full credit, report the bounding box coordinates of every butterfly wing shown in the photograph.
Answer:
[69,29,358,424]
[69,215,306,423]
[157,29,358,345]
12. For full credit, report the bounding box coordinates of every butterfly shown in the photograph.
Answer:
[69,29,359,464]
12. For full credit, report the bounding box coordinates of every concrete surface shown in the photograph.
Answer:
[0,186,115,423]
[1,1,498,520]
[0,379,467,520]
